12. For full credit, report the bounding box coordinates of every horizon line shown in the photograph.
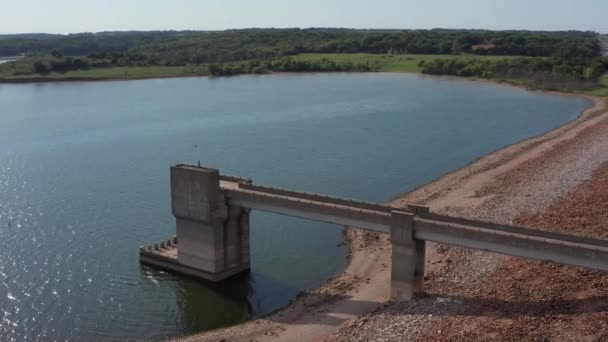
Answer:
[1,27,606,36]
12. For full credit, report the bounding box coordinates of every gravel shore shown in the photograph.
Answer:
[175,96,608,342]
[331,98,608,341]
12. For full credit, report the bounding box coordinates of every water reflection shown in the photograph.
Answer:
[174,271,253,333]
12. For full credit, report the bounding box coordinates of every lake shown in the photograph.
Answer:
[0,73,591,340]
[0,58,21,65]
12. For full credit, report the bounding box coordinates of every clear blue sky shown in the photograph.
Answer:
[1,0,606,34]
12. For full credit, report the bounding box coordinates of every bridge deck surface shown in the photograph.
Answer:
[219,179,608,272]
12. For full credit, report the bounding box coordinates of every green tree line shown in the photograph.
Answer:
[208,57,373,76]
[14,53,373,76]
[1,29,605,92]
[419,57,608,91]
[0,29,601,64]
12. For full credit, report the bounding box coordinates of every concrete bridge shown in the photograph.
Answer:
[140,164,608,300]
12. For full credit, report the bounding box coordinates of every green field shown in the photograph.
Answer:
[291,53,520,73]
[293,53,608,97]
[584,74,608,97]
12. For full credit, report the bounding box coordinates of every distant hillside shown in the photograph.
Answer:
[0,29,601,63]
[1,29,605,94]
[0,31,204,56]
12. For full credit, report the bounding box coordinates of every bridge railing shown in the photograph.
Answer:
[413,216,608,272]
[166,164,608,300]
[238,182,395,213]
[223,186,392,232]
[221,173,608,274]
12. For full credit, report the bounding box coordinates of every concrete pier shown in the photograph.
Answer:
[140,164,608,300]
[140,165,250,281]
[390,211,425,300]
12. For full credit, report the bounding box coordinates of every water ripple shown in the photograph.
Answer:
[0,74,591,341]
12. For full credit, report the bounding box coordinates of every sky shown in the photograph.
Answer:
[0,0,606,34]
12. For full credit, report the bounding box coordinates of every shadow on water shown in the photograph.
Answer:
[175,271,252,333]
[140,264,305,336]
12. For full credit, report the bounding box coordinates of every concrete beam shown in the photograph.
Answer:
[154,165,608,288]
[239,183,393,213]
[414,217,608,272]
[224,188,392,232]
[222,177,608,274]
[419,212,608,248]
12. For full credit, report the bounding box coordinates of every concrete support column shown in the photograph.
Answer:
[172,166,228,274]
[169,165,252,281]
[240,208,251,267]
[225,206,244,269]
[390,211,425,301]
[414,239,426,293]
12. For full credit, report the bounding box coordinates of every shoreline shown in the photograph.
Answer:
[392,92,601,205]
[332,95,608,340]
[173,96,607,340]
[0,73,209,84]
[0,70,603,98]
[334,99,608,341]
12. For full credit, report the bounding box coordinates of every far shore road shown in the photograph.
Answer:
[174,95,608,342]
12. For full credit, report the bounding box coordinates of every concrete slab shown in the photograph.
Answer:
[139,237,249,282]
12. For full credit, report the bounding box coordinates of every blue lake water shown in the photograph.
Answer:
[0,73,591,340]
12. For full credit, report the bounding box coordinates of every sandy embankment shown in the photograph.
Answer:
[177,96,608,342]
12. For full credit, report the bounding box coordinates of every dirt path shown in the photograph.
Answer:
[175,96,607,342]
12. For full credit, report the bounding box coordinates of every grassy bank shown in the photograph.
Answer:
[585,74,608,96]
[0,65,209,82]
[291,53,520,73]
[0,53,606,97]
[0,53,525,81]
[295,53,608,96]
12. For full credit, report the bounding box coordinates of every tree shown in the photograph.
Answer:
[51,50,63,59]
[33,61,49,74]
[208,64,226,76]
